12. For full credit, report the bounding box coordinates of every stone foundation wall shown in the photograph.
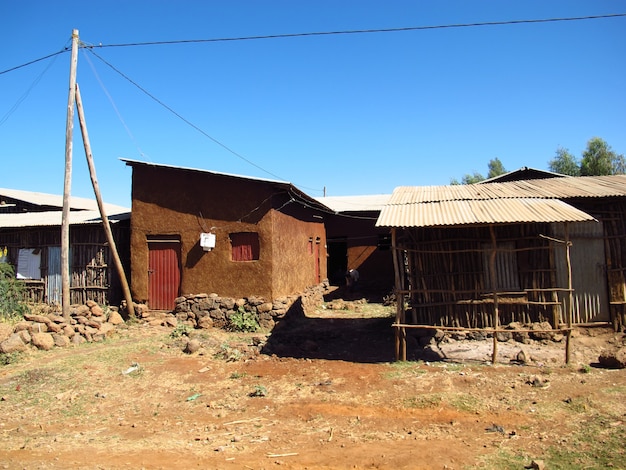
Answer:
[140,282,329,330]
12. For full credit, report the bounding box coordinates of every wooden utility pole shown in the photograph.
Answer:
[75,84,135,317]
[61,29,79,320]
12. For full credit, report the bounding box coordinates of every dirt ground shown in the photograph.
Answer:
[1,301,625,470]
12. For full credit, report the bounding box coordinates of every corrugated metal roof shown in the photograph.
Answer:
[377,198,595,228]
[315,194,390,212]
[389,175,626,204]
[0,210,129,229]
[0,187,130,213]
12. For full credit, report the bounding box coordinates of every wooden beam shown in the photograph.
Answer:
[75,83,135,317]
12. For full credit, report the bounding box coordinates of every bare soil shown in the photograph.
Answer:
[1,302,625,470]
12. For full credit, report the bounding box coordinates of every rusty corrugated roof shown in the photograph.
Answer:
[376,174,626,228]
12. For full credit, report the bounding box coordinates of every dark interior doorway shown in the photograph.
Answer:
[327,238,347,286]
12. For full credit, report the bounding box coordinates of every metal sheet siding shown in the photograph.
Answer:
[148,242,181,310]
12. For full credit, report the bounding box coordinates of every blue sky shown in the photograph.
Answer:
[1,1,625,208]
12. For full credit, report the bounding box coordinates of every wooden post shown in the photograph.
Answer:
[75,84,135,317]
[490,226,499,364]
[391,228,402,360]
[61,29,79,320]
[565,223,573,364]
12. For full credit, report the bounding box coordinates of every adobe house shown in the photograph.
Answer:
[122,159,329,310]
[0,188,130,306]
[377,175,626,360]
[316,194,394,297]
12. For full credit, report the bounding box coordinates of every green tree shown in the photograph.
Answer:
[451,158,506,185]
[580,137,625,176]
[487,158,506,179]
[548,147,580,176]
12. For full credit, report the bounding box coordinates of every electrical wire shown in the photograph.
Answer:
[0,51,61,126]
[2,13,625,75]
[89,13,626,49]
[0,49,67,76]
[83,48,323,192]
[81,48,148,159]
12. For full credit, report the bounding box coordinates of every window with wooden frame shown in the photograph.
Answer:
[230,232,260,261]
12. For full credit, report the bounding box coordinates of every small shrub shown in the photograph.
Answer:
[0,351,21,365]
[0,263,30,321]
[228,307,259,332]
[169,323,191,338]
[249,385,267,397]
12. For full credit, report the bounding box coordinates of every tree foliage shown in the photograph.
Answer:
[548,147,580,176]
[451,158,507,185]
[550,138,624,177]
[0,263,30,320]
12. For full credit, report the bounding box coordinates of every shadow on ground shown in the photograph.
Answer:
[261,298,399,363]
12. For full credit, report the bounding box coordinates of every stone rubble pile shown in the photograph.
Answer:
[0,300,125,353]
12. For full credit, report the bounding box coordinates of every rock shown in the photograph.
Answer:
[108,311,125,325]
[23,314,52,325]
[73,305,91,317]
[98,323,116,336]
[197,316,213,329]
[52,333,71,348]
[13,321,31,332]
[526,460,546,470]
[72,334,86,345]
[31,332,55,351]
[0,334,28,354]
[257,302,273,313]
[90,305,105,317]
[515,349,529,364]
[598,348,626,369]
[45,322,62,333]
[530,322,553,341]
[184,339,201,354]
[17,329,31,345]
[165,316,178,328]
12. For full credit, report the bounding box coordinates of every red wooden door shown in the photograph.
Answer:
[148,241,181,310]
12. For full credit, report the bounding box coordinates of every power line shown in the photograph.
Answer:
[2,13,625,75]
[87,13,626,49]
[85,48,323,192]
[0,49,67,76]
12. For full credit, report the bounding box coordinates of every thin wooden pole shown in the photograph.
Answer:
[391,228,403,360]
[565,223,573,364]
[490,226,499,364]
[75,84,135,317]
[61,29,79,320]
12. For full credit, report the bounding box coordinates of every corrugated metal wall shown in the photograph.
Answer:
[148,241,181,310]
[553,221,609,323]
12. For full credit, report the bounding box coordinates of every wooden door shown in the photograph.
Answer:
[148,240,181,310]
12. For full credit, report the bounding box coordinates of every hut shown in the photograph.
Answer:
[376,175,626,361]
[122,159,329,310]
[0,188,130,306]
